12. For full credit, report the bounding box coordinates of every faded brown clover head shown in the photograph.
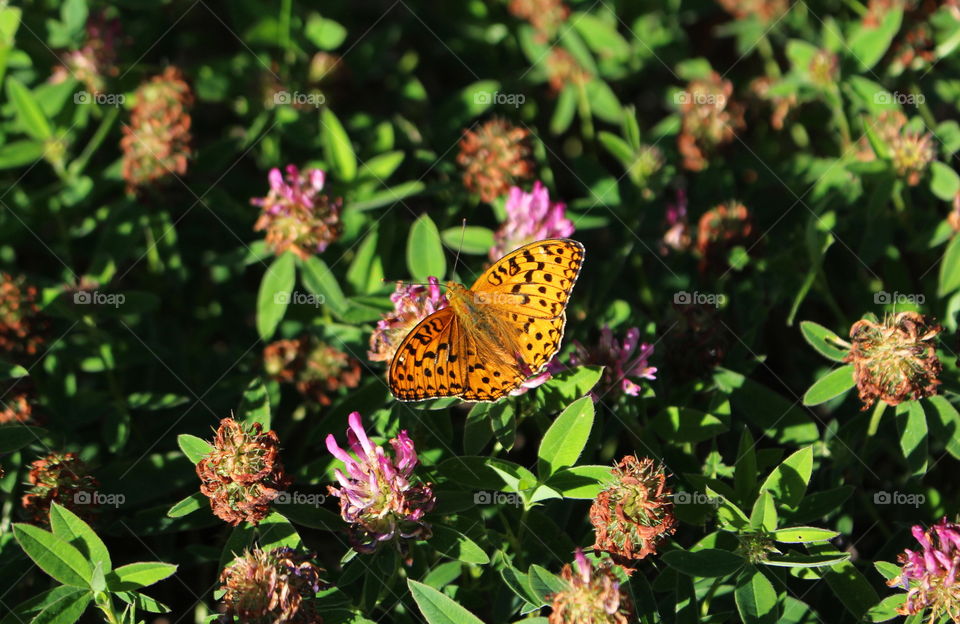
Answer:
[219,547,326,624]
[197,418,292,525]
[457,119,535,203]
[590,456,676,570]
[844,312,942,410]
[21,452,99,526]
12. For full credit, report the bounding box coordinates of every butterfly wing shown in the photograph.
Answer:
[471,239,585,319]
[389,307,463,401]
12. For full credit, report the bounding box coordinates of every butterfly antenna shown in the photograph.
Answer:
[452,219,467,280]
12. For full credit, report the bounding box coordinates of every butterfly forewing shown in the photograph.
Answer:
[471,239,585,319]
[389,307,463,401]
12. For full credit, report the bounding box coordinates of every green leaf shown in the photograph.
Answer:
[735,566,779,624]
[823,559,879,619]
[12,523,93,587]
[939,233,960,297]
[0,139,44,169]
[166,492,207,518]
[321,108,357,181]
[866,594,907,622]
[49,504,111,572]
[407,579,485,624]
[360,151,405,180]
[848,6,903,71]
[572,12,630,59]
[407,214,446,282]
[238,377,271,430]
[758,446,814,510]
[301,256,350,318]
[106,562,178,591]
[734,428,758,506]
[708,487,751,531]
[750,492,778,532]
[0,424,46,453]
[930,161,960,201]
[305,15,347,50]
[346,226,384,294]
[256,252,296,340]
[651,407,728,443]
[0,6,22,86]
[926,395,960,460]
[770,526,840,543]
[30,589,91,624]
[349,180,425,211]
[544,465,614,499]
[430,525,490,564]
[6,77,53,140]
[763,552,850,567]
[550,85,577,135]
[537,396,594,478]
[802,365,856,406]
[799,321,848,362]
[177,434,213,464]
[896,401,928,477]
[527,564,566,602]
[661,548,746,577]
[440,226,495,256]
[114,591,171,614]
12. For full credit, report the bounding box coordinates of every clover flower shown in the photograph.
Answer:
[252,165,343,258]
[0,273,46,362]
[749,76,797,131]
[888,518,960,622]
[0,379,40,425]
[51,10,120,95]
[458,119,535,203]
[546,48,592,94]
[121,66,193,192]
[844,311,942,410]
[696,201,753,272]
[326,412,435,554]
[570,327,657,400]
[490,182,575,259]
[589,456,676,569]
[197,418,292,526]
[219,547,326,624]
[548,549,634,624]
[368,277,448,363]
[677,73,744,171]
[264,336,361,406]
[21,452,99,526]
[874,111,936,186]
[715,0,789,23]
[660,189,691,255]
[508,0,570,40]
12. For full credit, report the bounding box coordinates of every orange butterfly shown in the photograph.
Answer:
[389,239,585,402]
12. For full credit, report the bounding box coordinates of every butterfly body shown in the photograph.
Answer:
[389,239,585,402]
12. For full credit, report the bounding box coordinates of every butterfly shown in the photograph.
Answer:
[389,239,585,402]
